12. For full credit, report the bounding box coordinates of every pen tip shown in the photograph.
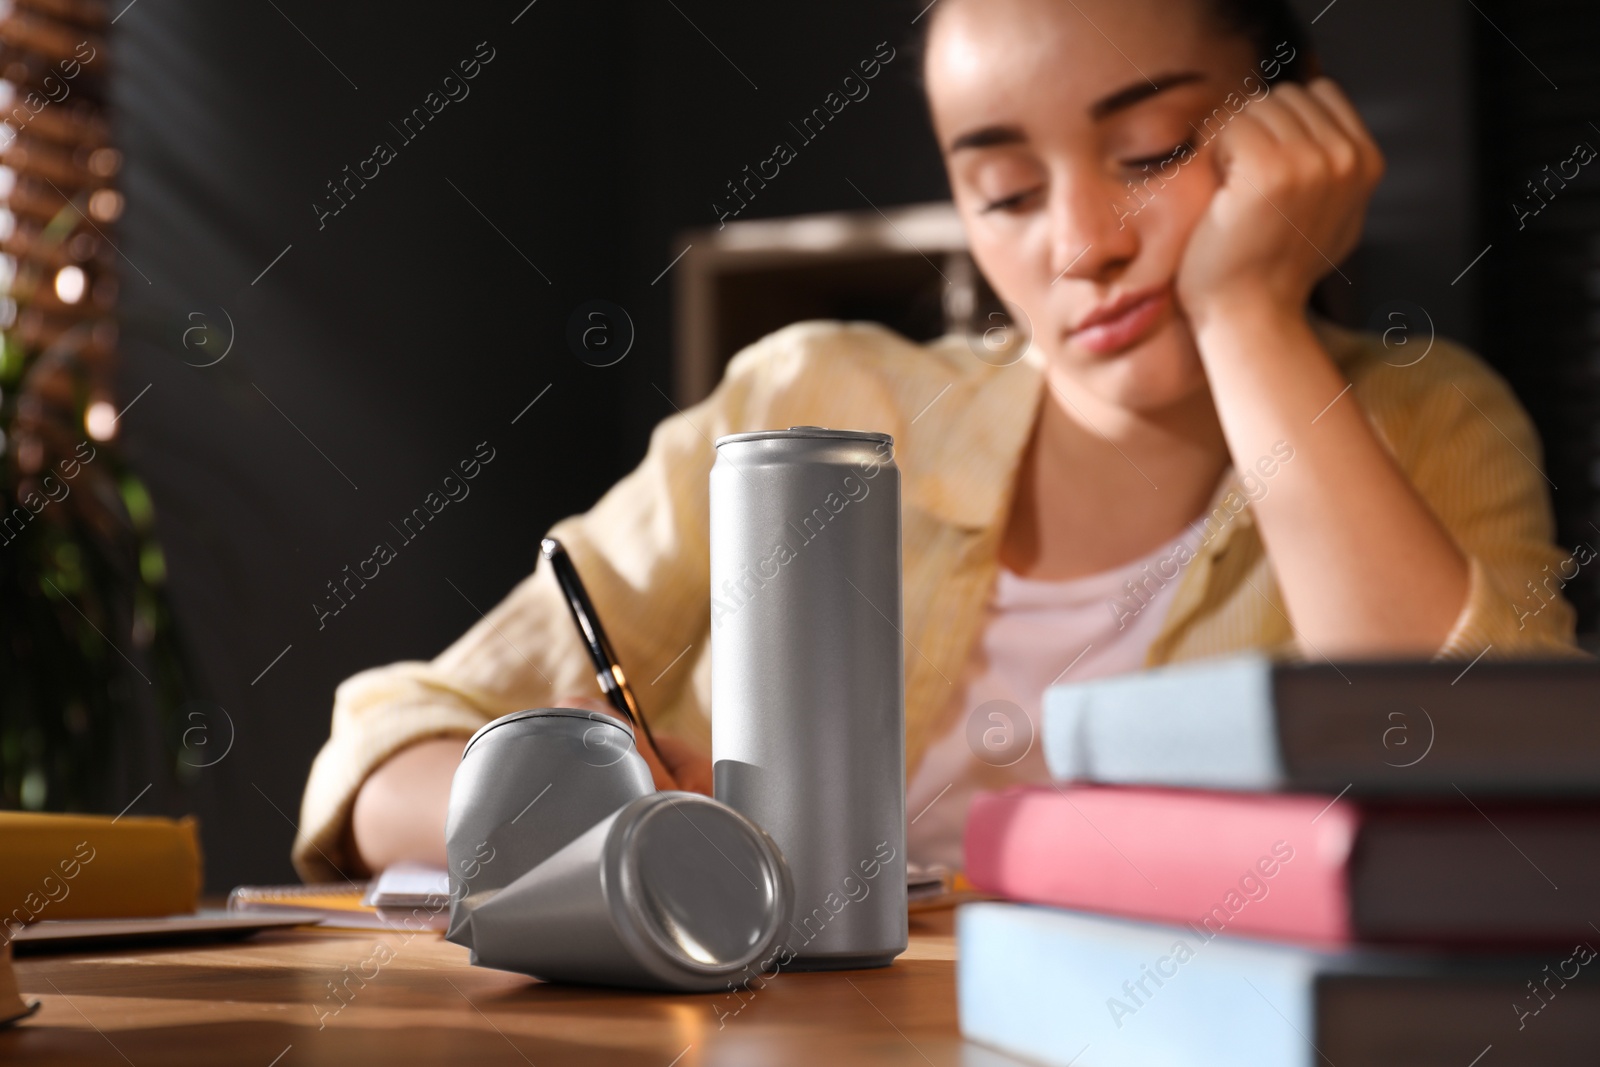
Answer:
[540,538,559,559]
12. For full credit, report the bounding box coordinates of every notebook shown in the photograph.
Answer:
[9,911,317,955]
[228,866,453,931]
[361,862,451,910]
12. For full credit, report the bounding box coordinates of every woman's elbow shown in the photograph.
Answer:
[350,738,463,872]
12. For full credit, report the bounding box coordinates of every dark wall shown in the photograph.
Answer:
[1473,0,1600,628]
[609,4,949,427]
[1291,0,1482,348]
[110,0,946,889]
[107,0,1526,890]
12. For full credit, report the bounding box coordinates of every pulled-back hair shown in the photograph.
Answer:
[1205,0,1314,83]
[915,0,1315,85]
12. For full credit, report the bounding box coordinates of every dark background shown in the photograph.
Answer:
[104,0,1598,889]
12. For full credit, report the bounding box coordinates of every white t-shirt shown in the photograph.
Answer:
[905,526,1205,871]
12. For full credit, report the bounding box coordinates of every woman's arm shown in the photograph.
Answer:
[347,718,714,874]
[1193,306,1470,657]
[350,737,461,871]
[1179,78,1470,658]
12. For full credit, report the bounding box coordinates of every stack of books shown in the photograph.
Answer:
[956,654,1600,1066]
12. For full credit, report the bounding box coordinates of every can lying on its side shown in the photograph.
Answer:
[451,791,793,992]
[710,426,908,970]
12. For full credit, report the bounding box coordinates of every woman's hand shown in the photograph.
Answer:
[1171,77,1468,659]
[650,733,715,795]
[1177,77,1384,328]
[559,696,713,795]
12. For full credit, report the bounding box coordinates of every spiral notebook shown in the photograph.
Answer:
[233,863,958,921]
[228,865,451,930]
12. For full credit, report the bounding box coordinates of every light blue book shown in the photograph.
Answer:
[958,903,1600,1067]
[1040,653,1600,795]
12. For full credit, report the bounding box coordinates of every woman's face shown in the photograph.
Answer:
[925,0,1260,412]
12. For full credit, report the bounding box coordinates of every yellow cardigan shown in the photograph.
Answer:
[293,318,1579,881]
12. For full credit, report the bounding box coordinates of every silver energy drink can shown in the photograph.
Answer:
[710,426,907,970]
[444,707,653,942]
[451,791,794,993]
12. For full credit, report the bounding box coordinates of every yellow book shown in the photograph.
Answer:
[0,811,202,934]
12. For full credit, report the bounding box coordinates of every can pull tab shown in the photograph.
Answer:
[788,425,828,431]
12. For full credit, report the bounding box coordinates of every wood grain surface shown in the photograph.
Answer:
[2,908,1028,1066]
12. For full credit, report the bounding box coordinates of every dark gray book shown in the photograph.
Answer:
[1041,654,1600,795]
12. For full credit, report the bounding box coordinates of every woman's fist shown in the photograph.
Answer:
[1178,77,1384,326]
[557,695,712,795]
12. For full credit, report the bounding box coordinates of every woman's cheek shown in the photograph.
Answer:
[1137,168,1218,274]
[966,214,1045,299]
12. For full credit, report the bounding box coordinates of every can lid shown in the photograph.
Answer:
[610,792,791,979]
[715,426,892,448]
[461,706,634,759]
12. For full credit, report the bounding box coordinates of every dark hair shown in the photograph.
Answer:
[1204,0,1315,83]
[914,0,1316,85]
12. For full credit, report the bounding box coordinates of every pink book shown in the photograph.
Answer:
[963,784,1600,946]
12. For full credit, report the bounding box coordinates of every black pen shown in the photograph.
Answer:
[540,537,664,765]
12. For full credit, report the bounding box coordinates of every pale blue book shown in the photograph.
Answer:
[958,903,1600,1067]
[1040,653,1600,795]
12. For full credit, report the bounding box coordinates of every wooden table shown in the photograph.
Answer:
[2,909,1028,1066]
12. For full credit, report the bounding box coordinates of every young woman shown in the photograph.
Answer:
[295,0,1577,880]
